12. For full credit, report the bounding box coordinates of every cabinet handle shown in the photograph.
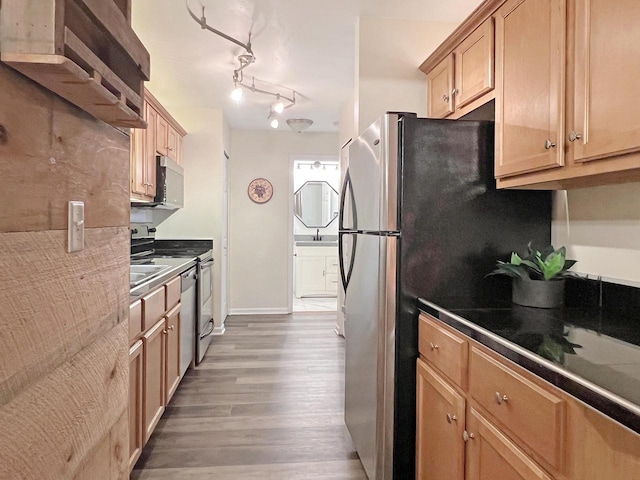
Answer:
[323,270,325,277]
[544,139,556,149]
[162,329,168,335]
[495,391,509,405]
[568,131,582,142]
[442,94,449,103]
[463,430,475,442]
[446,413,457,423]
[169,325,175,331]
[451,88,458,96]
[429,342,439,351]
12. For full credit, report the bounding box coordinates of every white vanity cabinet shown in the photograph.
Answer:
[295,245,339,298]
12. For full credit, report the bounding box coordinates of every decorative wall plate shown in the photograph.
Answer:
[248,178,273,204]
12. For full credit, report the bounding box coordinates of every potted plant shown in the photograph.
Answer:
[488,243,577,308]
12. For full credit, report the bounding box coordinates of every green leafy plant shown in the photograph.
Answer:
[488,243,577,281]
[537,333,582,364]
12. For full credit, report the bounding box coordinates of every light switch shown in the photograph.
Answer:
[68,201,85,253]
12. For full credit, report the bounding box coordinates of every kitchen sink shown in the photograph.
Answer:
[130,264,171,287]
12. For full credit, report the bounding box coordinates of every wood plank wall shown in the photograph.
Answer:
[0,62,130,479]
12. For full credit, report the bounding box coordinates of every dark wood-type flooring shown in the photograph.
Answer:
[132,312,367,479]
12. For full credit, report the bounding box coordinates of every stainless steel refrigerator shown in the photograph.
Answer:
[339,113,551,479]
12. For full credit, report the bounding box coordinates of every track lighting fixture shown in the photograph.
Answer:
[268,111,279,129]
[187,0,300,127]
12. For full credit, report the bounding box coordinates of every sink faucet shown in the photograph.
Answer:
[314,228,321,241]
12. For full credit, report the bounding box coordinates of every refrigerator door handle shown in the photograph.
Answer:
[339,170,357,231]
[338,232,357,292]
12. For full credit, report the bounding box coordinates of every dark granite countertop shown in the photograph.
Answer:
[418,295,640,434]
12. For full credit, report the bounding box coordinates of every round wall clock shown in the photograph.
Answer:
[247,178,274,204]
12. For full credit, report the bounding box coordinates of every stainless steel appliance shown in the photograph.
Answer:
[197,253,215,363]
[339,113,552,479]
[180,267,197,377]
[132,156,184,209]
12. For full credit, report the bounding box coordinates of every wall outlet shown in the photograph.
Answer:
[68,201,85,253]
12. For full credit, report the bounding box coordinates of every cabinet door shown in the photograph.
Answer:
[416,359,465,480]
[165,303,181,405]
[454,18,494,109]
[495,0,566,178]
[167,126,178,161]
[176,134,183,165]
[295,256,327,297]
[130,124,146,196]
[145,106,158,198]
[426,54,455,118]
[156,114,169,156]
[143,318,165,444]
[571,0,640,163]
[465,407,553,480]
[128,340,143,472]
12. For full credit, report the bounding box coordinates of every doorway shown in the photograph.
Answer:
[289,155,340,313]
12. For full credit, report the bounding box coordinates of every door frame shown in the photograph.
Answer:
[288,154,340,313]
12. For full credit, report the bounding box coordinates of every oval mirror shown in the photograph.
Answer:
[293,181,339,228]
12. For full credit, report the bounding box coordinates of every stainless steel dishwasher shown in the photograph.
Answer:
[180,267,197,377]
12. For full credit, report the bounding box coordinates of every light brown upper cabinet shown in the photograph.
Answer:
[494,0,566,179]
[454,18,494,110]
[571,0,640,163]
[496,0,640,188]
[426,55,455,119]
[156,115,169,157]
[422,17,495,120]
[130,89,187,201]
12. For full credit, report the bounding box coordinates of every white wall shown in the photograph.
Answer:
[552,183,640,286]
[229,130,339,313]
[154,107,230,332]
[356,17,457,134]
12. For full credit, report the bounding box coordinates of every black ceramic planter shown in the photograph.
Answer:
[512,277,565,309]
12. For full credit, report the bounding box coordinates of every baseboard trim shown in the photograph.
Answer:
[229,308,290,315]
[211,325,226,336]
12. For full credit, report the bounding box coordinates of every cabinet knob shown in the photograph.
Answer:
[451,88,458,96]
[169,325,175,331]
[162,329,168,335]
[495,391,509,404]
[429,342,439,351]
[442,94,449,103]
[446,413,457,423]
[568,131,582,142]
[544,139,557,149]
[463,430,475,442]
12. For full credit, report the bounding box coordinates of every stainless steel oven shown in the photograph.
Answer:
[197,253,214,364]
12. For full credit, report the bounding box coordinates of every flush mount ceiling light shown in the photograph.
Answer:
[286,118,314,133]
[186,0,298,126]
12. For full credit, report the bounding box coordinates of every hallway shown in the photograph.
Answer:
[132,312,366,479]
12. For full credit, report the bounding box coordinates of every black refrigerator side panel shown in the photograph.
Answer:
[393,117,552,479]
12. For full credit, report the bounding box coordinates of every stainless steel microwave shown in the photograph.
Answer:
[132,156,184,209]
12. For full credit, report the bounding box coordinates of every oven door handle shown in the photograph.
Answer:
[200,319,214,339]
[201,258,214,267]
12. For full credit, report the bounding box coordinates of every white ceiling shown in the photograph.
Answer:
[132,0,482,132]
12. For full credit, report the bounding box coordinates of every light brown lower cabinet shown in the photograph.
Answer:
[416,359,465,480]
[165,303,181,404]
[128,340,144,472]
[143,317,166,444]
[465,407,553,480]
[416,312,640,480]
[130,277,186,473]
